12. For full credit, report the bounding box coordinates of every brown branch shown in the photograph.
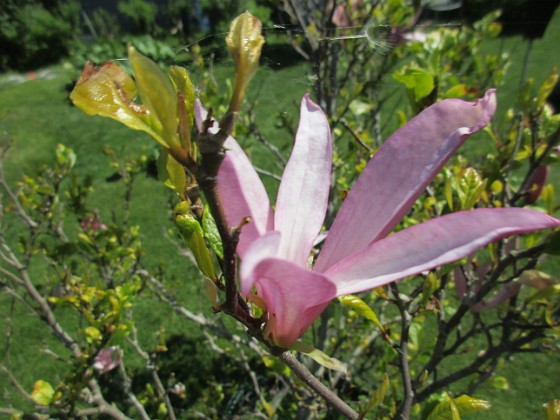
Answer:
[390,283,414,419]
[279,352,359,419]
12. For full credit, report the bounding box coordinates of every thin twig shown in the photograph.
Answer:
[279,352,359,419]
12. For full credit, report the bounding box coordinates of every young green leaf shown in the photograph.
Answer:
[31,380,55,406]
[157,150,187,197]
[338,294,385,333]
[290,341,347,372]
[128,46,180,150]
[202,205,224,259]
[175,203,217,281]
[70,61,165,147]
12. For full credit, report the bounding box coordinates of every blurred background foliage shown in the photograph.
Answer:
[1,0,560,418]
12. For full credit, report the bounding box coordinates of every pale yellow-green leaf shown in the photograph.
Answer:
[290,341,347,372]
[169,66,195,121]
[31,380,55,406]
[544,399,560,420]
[204,277,221,310]
[202,205,224,259]
[128,46,180,150]
[85,326,102,343]
[370,373,389,408]
[453,395,492,415]
[527,284,560,304]
[70,61,165,147]
[157,150,187,196]
[423,273,441,303]
[175,207,217,281]
[487,375,509,390]
[338,294,385,333]
[262,398,275,418]
[536,68,559,114]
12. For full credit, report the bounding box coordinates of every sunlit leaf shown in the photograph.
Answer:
[427,394,460,420]
[453,395,492,415]
[31,380,55,406]
[544,399,560,420]
[157,150,187,197]
[70,61,165,147]
[290,341,347,372]
[536,68,559,114]
[175,203,217,280]
[338,294,385,333]
[202,205,224,259]
[392,66,435,103]
[487,375,509,390]
[422,272,441,303]
[128,45,179,149]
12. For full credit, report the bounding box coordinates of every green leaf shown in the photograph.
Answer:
[85,326,102,343]
[202,205,224,259]
[169,66,195,125]
[31,380,55,406]
[487,375,509,390]
[536,68,559,114]
[453,395,491,415]
[157,150,187,196]
[338,294,385,333]
[364,373,389,414]
[175,203,217,280]
[392,66,435,103]
[128,45,179,149]
[290,341,347,372]
[544,399,560,420]
[70,61,165,147]
[428,394,491,420]
[527,284,560,304]
[422,273,441,303]
[55,144,76,168]
[427,394,461,420]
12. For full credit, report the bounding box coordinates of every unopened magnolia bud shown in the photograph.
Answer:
[226,11,265,113]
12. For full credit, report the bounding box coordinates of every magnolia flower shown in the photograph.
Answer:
[93,346,122,373]
[196,90,559,348]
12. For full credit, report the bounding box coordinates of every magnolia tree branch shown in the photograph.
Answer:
[279,352,359,419]
[390,283,414,420]
[413,242,546,402]
[126,330,177,420]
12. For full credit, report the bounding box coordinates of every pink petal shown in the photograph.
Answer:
[324,208,559,296]
[240,231,281,295]
[315,90,497,272]
[251,258,336,348]
[195,100,274,258]
[218,137,274,257]
[275,94,332,266]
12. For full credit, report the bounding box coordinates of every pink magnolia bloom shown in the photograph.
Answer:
[93,346,122,373]
[196,90,559,348]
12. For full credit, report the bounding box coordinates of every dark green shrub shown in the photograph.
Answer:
[0,0,81,71]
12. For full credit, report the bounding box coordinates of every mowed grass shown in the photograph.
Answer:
[1,7,560,415]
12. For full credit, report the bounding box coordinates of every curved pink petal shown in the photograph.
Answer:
[275,94,332,266]
[218,137,274,257]
[252,258,336,348]
[195,100,274,258]
[324,208,559,296]
[315,90,497,272]
[240,231,281,295]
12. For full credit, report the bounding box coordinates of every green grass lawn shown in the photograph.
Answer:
[1,7,560,416]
